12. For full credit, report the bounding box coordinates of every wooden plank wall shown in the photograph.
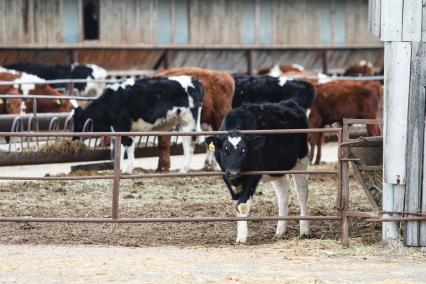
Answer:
[371,0,425,42]
[373,0,426,246]
[1,0,380,46]
[0,0,63,44]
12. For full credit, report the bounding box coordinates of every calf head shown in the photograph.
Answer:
[71,105,110,139]
[205,130,265,180]
[0,86,22,114]
[28,84,73,113]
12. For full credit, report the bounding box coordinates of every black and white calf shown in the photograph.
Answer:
[232,75,316,110]
[5,63,107,106]
[206,100,310,243]
[72,76,204,173]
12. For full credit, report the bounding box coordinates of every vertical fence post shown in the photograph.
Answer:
[246,50,253,75]
[112,135,121,220]
[321,50,328,74]
[341,121,350,248]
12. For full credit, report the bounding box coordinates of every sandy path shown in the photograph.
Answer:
[1,242,425,284]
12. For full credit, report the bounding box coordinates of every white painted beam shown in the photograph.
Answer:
[368,0,381,38]
[383,42,411,185]
[402,0,422,42]
[381,0,403,41]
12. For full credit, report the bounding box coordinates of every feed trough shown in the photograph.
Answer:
[345,136,383,211]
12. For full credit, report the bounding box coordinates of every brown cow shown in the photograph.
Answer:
[0,68,73,113]
[257,64,333,84]
[0,73,21,115]
[309,80,383,164]
[257,64,305,75]
[343,60,375,77]
[155,67,235,171]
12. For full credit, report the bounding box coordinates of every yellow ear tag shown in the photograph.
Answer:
[208,142,216,151]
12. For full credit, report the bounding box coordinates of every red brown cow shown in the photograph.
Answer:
[0,68,73,113]
[257,64,305,75]
[343,60,375,77]
[155,67,235,171]
[309,80,383,164]
[257,64,332,84]
[0,72,21,114]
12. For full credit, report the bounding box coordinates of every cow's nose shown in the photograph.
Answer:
[226,170,240,178]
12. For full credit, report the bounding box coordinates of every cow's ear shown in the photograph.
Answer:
[247,135,265,150]
[205,136,223,151]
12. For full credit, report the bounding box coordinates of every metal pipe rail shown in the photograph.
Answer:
[0,75,384,87]
[0,128,342,138]
[0,216,342,223]
[0,94,97,100]
[0,78,122,86]
[0,127,346,245]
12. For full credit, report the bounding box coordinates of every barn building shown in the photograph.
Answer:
[369,0,426,247]
[0,0,383,73]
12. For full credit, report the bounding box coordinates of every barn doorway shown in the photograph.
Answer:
[83,0,99,40]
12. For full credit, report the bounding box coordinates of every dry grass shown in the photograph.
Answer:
[39,140,88,154]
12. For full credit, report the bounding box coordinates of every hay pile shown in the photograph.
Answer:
[39,139,88,154]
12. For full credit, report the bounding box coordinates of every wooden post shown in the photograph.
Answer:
[341,121,350,248]
[321,50,328,74]
[404,42,426,246]
[246,50,253,75]
[382,41,411,243]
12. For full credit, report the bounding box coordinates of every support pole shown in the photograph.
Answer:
[341,122,350,248]
[112,135,121,219]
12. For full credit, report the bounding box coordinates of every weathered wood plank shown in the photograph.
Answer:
[241,0,255,44]
[368,0,381,38]
[174,0,189,44]
[382,183,399,242]
[380,0,403,41]
[404,42,426,246]
[422,0,426,42]
[319,0,332,44]
[421,107,426,246]
[383,41,411,185]
[259,0,272,44]
[402,0,422,42]
[335,0,346,44]
[63,0,80,43]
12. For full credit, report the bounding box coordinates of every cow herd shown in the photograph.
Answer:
[0,61,383,243]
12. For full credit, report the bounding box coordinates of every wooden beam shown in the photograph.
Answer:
[402,0,422,42]
[383,42,411,185]
[380,0,403,41]
[423,0,426,42]
[404,42,426,246]
[368,0,381,38]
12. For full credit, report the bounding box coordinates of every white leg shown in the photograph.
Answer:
[119,143,126,173]
[204,149,219,170]
[180,123,196,173]
[236,198,251,244]
[124,139,135,174]
[292,156,310,236]
[271,176,289,237]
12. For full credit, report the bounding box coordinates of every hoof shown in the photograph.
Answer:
[236,236,247,244]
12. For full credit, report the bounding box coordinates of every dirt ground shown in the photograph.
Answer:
[1,162,425,283]
[0,163,377,246]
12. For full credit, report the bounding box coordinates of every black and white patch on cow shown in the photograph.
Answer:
[4,63,108,107]
[206,100,310,243]
[232,75,316,114]
[72,75,204,173]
